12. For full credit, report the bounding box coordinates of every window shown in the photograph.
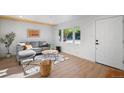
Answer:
[59,26,81,44]
[59,29,62,42]
[63,28,73,43]
[74,26,81,44]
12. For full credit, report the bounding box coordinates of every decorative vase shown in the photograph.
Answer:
[6,53,11,58]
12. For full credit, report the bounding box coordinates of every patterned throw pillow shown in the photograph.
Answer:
[23,44,32,50]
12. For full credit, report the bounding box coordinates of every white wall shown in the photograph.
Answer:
[123,16,124,64]
[0,22,2,57]
[53,15,118,61]
[0,19,54,56]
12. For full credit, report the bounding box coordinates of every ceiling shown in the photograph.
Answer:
[8,15,84,25]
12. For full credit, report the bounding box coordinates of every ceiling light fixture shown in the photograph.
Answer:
[19,16,23,18]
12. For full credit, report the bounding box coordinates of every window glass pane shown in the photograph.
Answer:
[75,27,81,44]
[59,29,62,42]
[63,28,73,43]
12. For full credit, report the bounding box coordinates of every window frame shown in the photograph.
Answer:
[58,26,81,44]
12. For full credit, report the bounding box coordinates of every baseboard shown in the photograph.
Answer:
[62,51,95,63]
[96,62,124,71]
[0,54,16,58]
[0,54,5,58]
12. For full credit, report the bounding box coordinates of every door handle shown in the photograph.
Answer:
[96,43,99,45]
[96,40,99,45]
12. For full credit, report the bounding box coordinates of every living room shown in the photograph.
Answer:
[1,0,124,93]
[0,15,124,78]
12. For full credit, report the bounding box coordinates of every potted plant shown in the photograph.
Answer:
[0,32,16,58]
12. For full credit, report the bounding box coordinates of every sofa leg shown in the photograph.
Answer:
[19,61,21,65]
[33,56,35,61]
[16,58,21,65]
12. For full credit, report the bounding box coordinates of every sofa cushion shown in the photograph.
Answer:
[18,50,36,58]
[30,42,39,48]
[39,41,44,47]
[32,47,42,53]
[18,43,25,46]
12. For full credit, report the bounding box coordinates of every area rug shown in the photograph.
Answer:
[21,54,69,76]
[34,54,66,64]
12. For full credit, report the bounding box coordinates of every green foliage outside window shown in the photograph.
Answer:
[63,28,73,42]
[75,27,80,40]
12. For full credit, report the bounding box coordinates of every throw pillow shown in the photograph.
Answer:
[23,44,32,50]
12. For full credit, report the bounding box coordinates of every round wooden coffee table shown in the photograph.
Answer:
[42,49,59,61]
[42,49,58,55]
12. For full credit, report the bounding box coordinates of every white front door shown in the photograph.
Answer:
[96,16,124,70]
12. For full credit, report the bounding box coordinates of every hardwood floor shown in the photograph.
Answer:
[49,53,124,78]
[0,53,124,78]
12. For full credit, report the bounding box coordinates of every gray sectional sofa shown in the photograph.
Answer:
[16,41,50,64]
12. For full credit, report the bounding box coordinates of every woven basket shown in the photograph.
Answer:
[40,60,52,77]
